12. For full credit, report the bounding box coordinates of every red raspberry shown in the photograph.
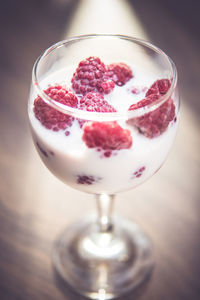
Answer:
[129,94,160,110]
[105,63,133,86]
[146,79,171,97]
[71,56,107,95]
[77,175,101,185]
[79,92,117,113]
[128,79,175,138]
[128,98,175,138]
[36,142,48,158]
[130,79,170,110]
[82,121,133,153]
[132,166,146,178]
[34,85,78,132]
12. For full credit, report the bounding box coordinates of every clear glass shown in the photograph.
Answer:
[28,34,179,299]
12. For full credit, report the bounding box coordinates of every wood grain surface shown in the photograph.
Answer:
[0,0,200,299]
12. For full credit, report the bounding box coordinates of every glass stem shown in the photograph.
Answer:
[96,194,115,232]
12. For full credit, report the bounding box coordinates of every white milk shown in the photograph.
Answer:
[28,66,179,194]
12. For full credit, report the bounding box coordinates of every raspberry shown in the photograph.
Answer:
[128,78,175,138]
[134,79,170,110]
[129,94,160,110]
[105,63,133,86]
[71,57,133,94]
[34,85,78,132]
[128,98,175,138]
[82,121,133,153]
[36,142,54,157]
[146,79,171,97]
[71,56,108,95]
[36,142,48,158]
[77,175,101,185]
[132,166,146,178]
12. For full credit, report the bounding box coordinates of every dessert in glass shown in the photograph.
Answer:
[28,34,179,299]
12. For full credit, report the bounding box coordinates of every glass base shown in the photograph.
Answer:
[53,217,154,299]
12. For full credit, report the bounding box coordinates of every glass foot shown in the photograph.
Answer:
[53,217,154,299]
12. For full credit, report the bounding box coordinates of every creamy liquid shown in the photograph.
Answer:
[29,66,179,194]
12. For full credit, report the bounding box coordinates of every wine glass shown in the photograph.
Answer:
[28,34,179,299]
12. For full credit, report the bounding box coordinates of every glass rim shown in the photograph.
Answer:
[32,34,177,121]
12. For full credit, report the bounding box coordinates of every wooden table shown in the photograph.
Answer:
[0,0,199,299]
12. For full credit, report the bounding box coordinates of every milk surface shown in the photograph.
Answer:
[29,65,179,194]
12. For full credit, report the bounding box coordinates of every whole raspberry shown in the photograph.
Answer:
[82,121,133,153]
[128,78,175,138]
[128,98,175,138]
[34,85,78,132]
[71,56,113,95]
[105,63,133,86]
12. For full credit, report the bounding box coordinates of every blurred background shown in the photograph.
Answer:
[0,0,200,299]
